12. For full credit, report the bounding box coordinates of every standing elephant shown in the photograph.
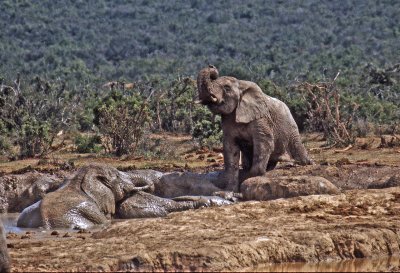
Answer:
[197,65,312,192]
[17,164,153,229]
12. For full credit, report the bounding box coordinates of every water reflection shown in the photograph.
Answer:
[245,256,400,272]
[0,213,29,233]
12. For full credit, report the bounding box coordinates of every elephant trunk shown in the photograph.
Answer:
[197,65,220,105]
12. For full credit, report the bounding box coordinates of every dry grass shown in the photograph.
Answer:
[1,133,399,175]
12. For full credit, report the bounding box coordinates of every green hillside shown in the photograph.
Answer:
[1,0,400,158]
[1,0,399,83]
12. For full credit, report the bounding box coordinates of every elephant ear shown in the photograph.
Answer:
[81,170,116,216]
[235,84,272,124]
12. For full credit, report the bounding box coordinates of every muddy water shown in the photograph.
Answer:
[2,214,399,272]
[245,256,400,272]
[1,213,28,233]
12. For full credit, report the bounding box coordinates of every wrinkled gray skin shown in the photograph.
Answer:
[17,166,235,228]
[118,191,232,218]
[154,171,223,198]
[0,220,10,272]
[197,65,313,192]
[17,164,152,229]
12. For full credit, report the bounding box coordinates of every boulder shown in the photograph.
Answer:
[241,175,340,201]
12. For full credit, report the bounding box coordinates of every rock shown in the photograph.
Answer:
[240,175,340,201]
[368,174,400,189]
[0,172,64,213]
[154,172,223,198]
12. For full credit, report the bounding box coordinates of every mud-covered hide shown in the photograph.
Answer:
[117,191,232,219]
[154,171,223,198]
[17,164,141,229]
[126,169,164,193]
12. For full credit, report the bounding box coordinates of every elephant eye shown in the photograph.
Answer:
[223,85,231,92]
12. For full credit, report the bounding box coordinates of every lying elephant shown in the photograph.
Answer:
[17,164,154,229]
[0,220,10,272]
[118,191,232,218]
[197,65,313,192]
[17,165,234,229]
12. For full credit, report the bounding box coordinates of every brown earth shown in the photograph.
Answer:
[2,133,400,271]
[8,186,400,272]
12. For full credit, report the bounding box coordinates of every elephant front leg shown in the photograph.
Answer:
[220,138,241,192]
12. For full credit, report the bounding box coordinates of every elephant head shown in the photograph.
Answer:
[197,65,271,123]
[17,164,155,229]
[71,164,140,215]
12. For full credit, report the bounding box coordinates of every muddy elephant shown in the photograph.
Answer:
[0,220,10,272]
[118,191,232,218]
[17,164,153,229]
[197,65,313,192]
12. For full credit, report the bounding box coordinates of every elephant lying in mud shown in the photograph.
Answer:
[17,164,152,229]
[118,192,231,218]
[197,65,313,192]
[0,220,10,272]
[17,165,233,229]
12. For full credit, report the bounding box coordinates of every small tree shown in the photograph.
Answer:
[296,72,359,147]
[192,106,222,149]
[94,90,150,156]
[150,77,197,133]
[0,76,76,158]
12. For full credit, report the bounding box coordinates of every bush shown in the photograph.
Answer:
[94,90,150,156]
[192,106,222,148]
[74,134,102,153]
[0,76,78,158]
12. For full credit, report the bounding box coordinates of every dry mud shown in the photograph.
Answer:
[8,184,400,272]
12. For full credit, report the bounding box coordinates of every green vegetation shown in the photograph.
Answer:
[1,0,399,83]
[0,0,399,157]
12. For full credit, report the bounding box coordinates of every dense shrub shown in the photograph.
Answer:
[74,134,102,153]
[93,90,150,156]
[192,106,222,148]
[0,76,77,158]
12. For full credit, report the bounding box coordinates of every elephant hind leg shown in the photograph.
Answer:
[288,137,313,165]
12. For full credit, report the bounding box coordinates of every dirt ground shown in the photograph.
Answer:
[2,133,400,272]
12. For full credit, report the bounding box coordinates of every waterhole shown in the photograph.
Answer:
[2,214,399,272]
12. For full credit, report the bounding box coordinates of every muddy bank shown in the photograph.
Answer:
[8,186,400,272]
[2,163,400,214]
[0,172,64,213]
